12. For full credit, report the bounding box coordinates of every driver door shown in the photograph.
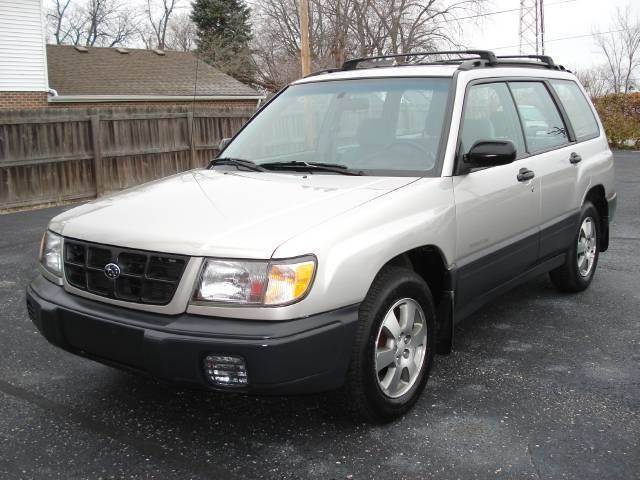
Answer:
[453,81,541,317]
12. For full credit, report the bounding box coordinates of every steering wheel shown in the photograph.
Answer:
[383,140,437,168]
[389,139,433,156]
[348,139,437,169]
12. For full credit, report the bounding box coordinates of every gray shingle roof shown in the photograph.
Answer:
[46,45,259,97]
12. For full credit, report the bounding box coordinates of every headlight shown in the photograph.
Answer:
[40,231,63,277]
[194,259,268,304]
[194,256,316,306]
[264,259,316,305]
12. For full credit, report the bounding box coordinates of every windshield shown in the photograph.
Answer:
[221,78,451,174]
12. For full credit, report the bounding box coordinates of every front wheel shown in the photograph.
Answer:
[549,201,600,292]
[343,267,435,422]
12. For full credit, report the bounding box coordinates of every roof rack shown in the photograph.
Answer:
[497,54,556,67]
[495,54,568,71]
[341,50,497,71]
[304,50,569,78]
[304,67,342,78]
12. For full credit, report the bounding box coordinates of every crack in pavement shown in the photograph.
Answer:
[0,379,241,480]
[526,441,543,480]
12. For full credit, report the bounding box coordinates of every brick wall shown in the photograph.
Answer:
[0,91,48,109]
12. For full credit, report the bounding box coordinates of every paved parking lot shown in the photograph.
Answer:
[1,151,638,480]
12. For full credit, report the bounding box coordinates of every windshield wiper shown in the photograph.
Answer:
[260,161,364,176]
[209,157,268,172]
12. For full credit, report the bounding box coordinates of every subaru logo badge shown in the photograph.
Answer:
[104,263,121,280]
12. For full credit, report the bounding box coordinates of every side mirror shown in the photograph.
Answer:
[219,137,231,151]
[464,140,516,170]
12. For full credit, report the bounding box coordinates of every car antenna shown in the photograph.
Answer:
[191,51,200,166]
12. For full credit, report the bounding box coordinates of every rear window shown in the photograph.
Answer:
[550,80,600,141]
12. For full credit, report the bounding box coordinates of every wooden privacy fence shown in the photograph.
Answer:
[0,106,254,211]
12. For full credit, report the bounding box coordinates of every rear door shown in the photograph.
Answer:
[453,81,540,316]
[508,80,583,259]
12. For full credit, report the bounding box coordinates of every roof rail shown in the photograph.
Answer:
[304,68,342,78]
[341,50,497,70]
[497,55,555,66]
[304,51,570,78]
[495,54,568,71]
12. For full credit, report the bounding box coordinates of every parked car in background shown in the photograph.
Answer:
[518,104,549,131]
[28,51,616,421]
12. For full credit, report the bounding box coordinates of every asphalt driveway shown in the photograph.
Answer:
[0,151,638,480]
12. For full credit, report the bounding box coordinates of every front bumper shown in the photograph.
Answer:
[26,275,360,394]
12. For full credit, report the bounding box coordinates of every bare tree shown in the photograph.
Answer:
[595,5,640,93]
[166,12,196,51]
[251,0,486,91]
[47,0,89,45]
[46,0,139,48]
[48,0,73,44]
[145,0,177,49]
[575,65,611,99]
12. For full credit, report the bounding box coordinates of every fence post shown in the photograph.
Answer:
[90,114,104,197]
[187,111,197,168]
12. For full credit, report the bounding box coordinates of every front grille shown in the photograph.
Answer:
[63,238,187,305]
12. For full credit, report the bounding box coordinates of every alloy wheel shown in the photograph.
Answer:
[577,217,597,277]
[374,298,428,398]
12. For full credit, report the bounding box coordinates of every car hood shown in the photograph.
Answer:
[50,169,417,258]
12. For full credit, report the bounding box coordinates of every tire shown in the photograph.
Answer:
[342,266,435,422]
[549,201,601,293]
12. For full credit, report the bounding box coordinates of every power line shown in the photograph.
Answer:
[453,0,576,23]
[490,28,627,51]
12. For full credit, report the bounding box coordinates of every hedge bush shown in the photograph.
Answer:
[592,93,640,149]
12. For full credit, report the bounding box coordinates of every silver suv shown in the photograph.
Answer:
[28,51,616,420]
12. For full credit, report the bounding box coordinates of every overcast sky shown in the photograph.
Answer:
[460,0,636,72]
[46,0,636,73]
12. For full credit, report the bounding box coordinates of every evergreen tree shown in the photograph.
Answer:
[191,0,255,83]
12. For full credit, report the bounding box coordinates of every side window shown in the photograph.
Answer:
[549,79,599,140]
[509,82,569,152]
[460,82,525,157]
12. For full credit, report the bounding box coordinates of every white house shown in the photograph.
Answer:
[0,0,50,109]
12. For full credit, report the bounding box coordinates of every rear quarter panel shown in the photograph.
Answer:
[577,80,615,202]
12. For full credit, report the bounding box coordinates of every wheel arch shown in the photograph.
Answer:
[379,245,455,355]
[583,184,609,251]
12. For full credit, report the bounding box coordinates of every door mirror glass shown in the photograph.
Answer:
[464,140,516,169]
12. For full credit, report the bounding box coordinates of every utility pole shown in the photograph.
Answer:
[540,0,545,55]
[519,0,545,55]
[299,0,311,76]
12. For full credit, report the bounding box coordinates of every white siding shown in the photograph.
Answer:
[0,0,48,91]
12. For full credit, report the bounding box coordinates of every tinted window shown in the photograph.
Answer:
[550,79,599,140]
[222,78,450,173]
[460,82,525,157]
[509,82,569,152]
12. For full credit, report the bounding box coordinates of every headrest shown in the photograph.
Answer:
[356,118,392,149]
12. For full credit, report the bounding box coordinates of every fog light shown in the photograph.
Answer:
[204,354,248,386]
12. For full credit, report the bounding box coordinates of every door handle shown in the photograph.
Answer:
[569,152,582,164]
[517,168,535,182]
